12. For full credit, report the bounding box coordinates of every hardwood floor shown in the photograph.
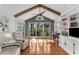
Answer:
[21,38,69,55]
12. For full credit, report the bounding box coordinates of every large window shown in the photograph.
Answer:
[29,22,51,36]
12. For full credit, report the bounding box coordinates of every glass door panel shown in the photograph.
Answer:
[37,23,44,36]
[44,23,50,36]
[30,23,37,36]
[29,22,51,36]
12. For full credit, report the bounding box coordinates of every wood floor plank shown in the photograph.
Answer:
[21,39,69,55]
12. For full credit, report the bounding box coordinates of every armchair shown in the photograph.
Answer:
[12,32,30,50]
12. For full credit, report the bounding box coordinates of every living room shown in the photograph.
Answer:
[0,4,79,55]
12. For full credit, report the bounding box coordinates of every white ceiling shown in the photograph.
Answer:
[44,4,79,13]
[0,4,79,14]
[0,4,79,21]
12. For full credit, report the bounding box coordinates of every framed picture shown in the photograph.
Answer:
[0,16,9,32]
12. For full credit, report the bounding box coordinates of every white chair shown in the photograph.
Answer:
[12,32,30,50]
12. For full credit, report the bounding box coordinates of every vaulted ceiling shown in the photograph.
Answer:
[14,4,61,17]
[14,4,61,21]
[0,4,79,21]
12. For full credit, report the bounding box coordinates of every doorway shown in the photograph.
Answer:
[29,22,51,37]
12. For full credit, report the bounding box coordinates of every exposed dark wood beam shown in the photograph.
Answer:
[25,14,54,22]
[14,4,60,17]
[15,5,39,17]
[25,14,41,22]
[42,15,54,22]
[39,4,60,16]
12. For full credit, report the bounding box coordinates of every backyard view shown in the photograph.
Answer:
[30,22,51,36]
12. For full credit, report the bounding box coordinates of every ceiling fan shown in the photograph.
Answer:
[31,7,46,16]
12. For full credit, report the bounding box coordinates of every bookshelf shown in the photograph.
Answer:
[59,12,79,55]
[61,17,69,36]
[69,13,79,28]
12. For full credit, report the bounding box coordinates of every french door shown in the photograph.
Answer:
[29,22,51,36]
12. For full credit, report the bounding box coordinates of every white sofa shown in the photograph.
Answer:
[0,32,21,55]
[12,32,30,50]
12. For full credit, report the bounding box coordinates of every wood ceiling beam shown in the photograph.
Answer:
[14,5,39,17]
[39,4,60,16]
[25,15,54,22]
[14,4,60,17]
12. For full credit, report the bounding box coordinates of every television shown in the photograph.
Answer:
[69,28,79,38]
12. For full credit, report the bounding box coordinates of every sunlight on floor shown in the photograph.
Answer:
[29,38,55,54]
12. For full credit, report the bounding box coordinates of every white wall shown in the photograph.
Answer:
[0,8,16,32]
